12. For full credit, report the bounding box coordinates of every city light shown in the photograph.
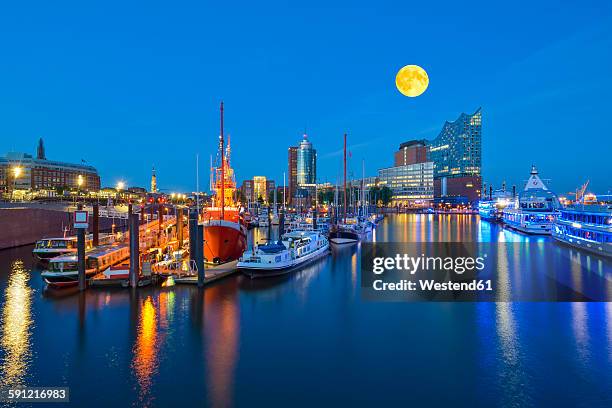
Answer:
[77,175,84,187]
[117,181,125,191]
[12,166,22,178]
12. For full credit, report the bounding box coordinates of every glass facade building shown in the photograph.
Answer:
[377,162,434,205]
[428,108,481,179]
[297,135,316,185]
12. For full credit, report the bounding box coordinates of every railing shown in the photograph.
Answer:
[151,259,198,277]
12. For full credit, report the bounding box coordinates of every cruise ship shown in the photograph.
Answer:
[552,194,612,257]
[502,166,560,234]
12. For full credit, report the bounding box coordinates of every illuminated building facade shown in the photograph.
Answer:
[378,162,434,206]
[0,139,100,194]
[296,134,317,202]
[253,176,267,203]
[240,180,254,203]
[428,108,482,201]
[297,134,316,186]
[394,140,428,166]
[288,146,298,205]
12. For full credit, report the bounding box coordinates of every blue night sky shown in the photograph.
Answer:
[0,1,610,195]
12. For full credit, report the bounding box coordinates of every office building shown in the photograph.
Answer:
[0,138,100,194]
[378,162,434,206]
[394,140,428,166]
[253,176,267,203]
[395,108,482,202]
[288,146,298,205]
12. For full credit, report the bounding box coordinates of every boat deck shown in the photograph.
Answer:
[174,260,238,285]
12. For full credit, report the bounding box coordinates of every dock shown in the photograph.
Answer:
[174,260,239,285]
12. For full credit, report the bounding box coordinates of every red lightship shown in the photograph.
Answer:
[202,102,247,264]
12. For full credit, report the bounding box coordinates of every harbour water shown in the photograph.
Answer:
[0,214,610,407]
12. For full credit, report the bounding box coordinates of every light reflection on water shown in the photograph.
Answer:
[132,296,159,405]
[0,260,33,387]
[0,214,609,406]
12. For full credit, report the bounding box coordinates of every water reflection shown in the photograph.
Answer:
[132,295,159,406]
[0,260,34,387]
[203,282,239,408]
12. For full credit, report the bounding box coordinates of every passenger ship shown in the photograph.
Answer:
[478,190,513,222]
[33,233,115,262]
[41,244,130,288]
[552,194,612,257]
[237,231,329,277]
[202,103,247,264]
[502,166,559,234]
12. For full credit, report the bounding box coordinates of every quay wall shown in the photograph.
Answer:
[0,207,127,250]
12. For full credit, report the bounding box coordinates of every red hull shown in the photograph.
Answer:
[204,222,247,264]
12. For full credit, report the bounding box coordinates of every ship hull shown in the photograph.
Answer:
[204,222,247,264]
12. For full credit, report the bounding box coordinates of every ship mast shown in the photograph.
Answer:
[220,101,225,220]
[343,133,347,224]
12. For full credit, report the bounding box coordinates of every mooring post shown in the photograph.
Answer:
[158,205,163,236]
[196,223,205,287]
[92,202,99,247]
[279,208,285,238]
[129,213,140,288]
[77,203,87,291]
[177,207,184,247]
[189,209,197,265]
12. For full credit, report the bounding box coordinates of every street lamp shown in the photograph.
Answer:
[11,166,22,202]
[116,181,125,204]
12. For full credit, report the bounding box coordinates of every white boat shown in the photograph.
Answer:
[41,254,97,287]
[502,166,559,234]
[237,231,329,277]
[41,244,130,288]
[33,237,79,262]
[33,233,116,263]
[552,195,612,257]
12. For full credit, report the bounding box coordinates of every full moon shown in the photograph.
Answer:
[395,65,429,97]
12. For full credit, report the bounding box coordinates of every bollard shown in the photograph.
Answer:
[196,224,205,287]
[93,203,99,247]
[278,209,285,238]
[158,205,163,236]
[77,203,87,291]
[129,213,140,288]
[189,209,197,265]
[177,207,184,247]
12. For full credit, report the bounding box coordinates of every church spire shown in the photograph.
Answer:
[37,138,46,160]
[151,166,157,193]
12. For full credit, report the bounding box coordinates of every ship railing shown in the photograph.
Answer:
[152,259,198,277]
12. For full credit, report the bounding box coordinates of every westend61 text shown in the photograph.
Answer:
[372,279,493,292]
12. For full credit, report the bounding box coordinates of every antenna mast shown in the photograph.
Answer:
[220,101,225,220]
[343,133,347,224]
